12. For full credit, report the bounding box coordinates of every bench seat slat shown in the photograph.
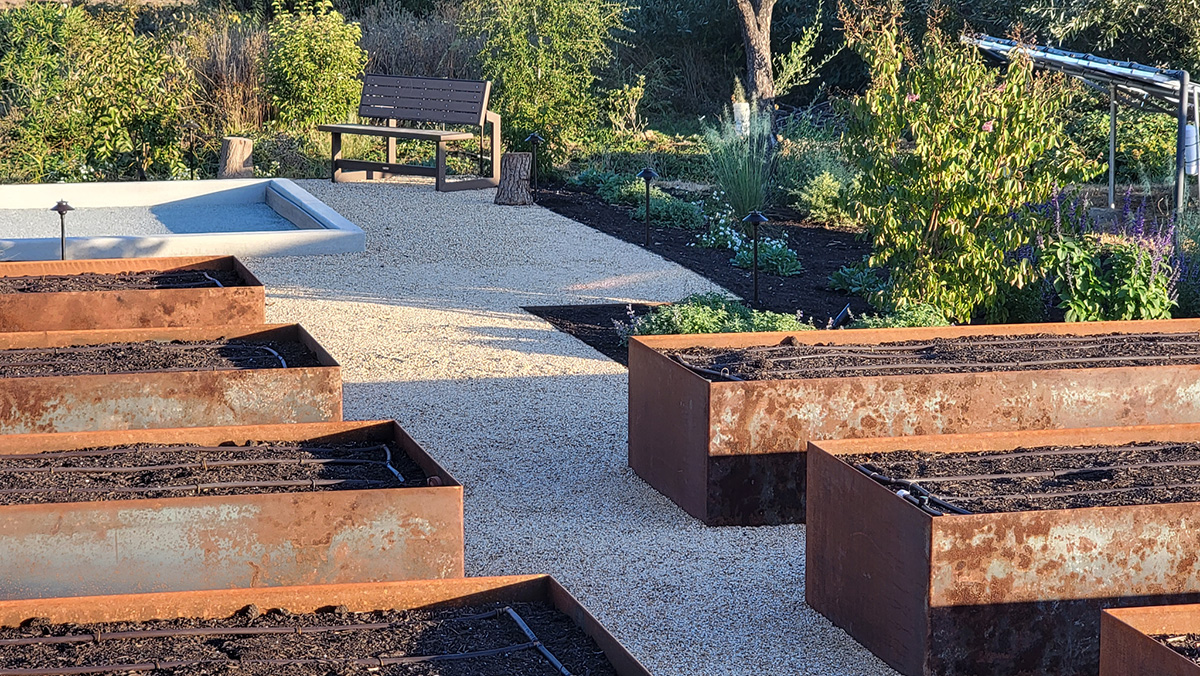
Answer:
[362,87,486,105]
[360,95,485,114]
[362,74,487,92]
[358,106,483,126]
[317,124,476,141]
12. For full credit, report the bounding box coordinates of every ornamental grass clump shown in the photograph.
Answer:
[704,107,776,219]
[840,0,1100,323]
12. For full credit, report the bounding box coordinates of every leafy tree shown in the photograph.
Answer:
[1028,0,1200,73]
[265,0,367,131]
[840,0,1100,322]
[462,0,628,163]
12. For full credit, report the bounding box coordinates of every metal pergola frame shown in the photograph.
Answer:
[963,34,1200,215]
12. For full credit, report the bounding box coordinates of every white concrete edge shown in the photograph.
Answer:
[267,179,363,236]
[0,179,272,208]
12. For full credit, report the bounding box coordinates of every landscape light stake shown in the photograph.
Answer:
[184,121,200,180]
[636,167,659,246]
[524,132,545,200]
[743,211,768,308]
[50,200,74,261]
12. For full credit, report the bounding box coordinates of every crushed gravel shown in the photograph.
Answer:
[242,178,898,676]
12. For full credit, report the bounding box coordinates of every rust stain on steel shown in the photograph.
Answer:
[629,319,1200,526]
[0,421,463,599]
[1101,604,1200,676]
[0,324,340,434]
[808,430,1200,676]
[0,576,654,676]
[0,256,264,332]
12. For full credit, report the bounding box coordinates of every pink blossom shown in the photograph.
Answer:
[982,120,995,132]
[905,92,919,103]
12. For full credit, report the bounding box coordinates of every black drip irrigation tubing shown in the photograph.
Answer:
[855,464,972,517]
[0,606,575,676]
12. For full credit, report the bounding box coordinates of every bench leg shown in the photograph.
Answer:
[435,140,448,191]
[490,117,502,182]
[331,132,342,183]
[387,119,397,166]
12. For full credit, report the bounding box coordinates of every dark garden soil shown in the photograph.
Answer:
[523,303,658,366]
[0,339,322,378]
[1156,633,1200,665]
[0,601,617,676]
[846,442,1200,513]
[536,188,872,319]
[0,440,427,505]
[669,331,1200,381]
[0,270,246,293]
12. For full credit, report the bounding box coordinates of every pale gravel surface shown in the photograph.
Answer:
[0,204,296,237]
[245,178,899,676]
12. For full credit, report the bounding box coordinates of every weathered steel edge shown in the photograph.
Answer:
[806,442,931,676]
[628,318,1200,350]
[627,338,711,522]
[813,422,1200,456]
[0,421,464,597]
[0,323,333,362]
[0,419,460,487]
[1101,606,1200,676]
[0,576,654,676]
[0,257,266,331]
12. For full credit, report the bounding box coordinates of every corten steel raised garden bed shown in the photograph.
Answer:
[0,256,264,332]
[1100,604,1200,676]
[0,420,462,600]
[0,323,341,434]
[629,319,1200,526]
[0,575,651,676]
[807,423,1200,676]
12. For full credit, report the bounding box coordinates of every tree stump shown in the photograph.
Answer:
[494,152,534,205]
[217,137,254,179]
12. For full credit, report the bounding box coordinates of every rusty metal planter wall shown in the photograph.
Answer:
[0,256,264,332]
[629,319,1200,526]
[1100,604,1200,676]
[0,575,651,676]
[807,424,1200,676]
[0,323,341,434]
[0,420,463,600]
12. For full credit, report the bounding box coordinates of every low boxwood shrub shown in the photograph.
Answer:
[632,196,705,229]
[732,237,805,276]
[848,303,949,329]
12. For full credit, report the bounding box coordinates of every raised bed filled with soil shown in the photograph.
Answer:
[0,575,650,676]
[0,420,462,600]
[629,319,1200,526]
[1101,604,1200,676]
[807,423,1200,676]
[0,323,341,434]
[0,256,264,332]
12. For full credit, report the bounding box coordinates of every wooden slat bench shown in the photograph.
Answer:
[317,75,501,192]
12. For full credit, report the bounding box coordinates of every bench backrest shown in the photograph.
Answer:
[359,74,492,127]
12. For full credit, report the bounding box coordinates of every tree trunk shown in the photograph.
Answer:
[494,152,534,206]
[733,0,777,111]
[218,137,255,179]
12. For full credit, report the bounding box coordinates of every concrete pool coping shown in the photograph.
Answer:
[0,178,365,259]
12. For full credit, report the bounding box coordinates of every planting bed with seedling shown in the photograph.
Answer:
[0,269,244,293]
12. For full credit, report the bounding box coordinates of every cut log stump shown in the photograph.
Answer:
[217,137,254,179]
[494,152,533,206]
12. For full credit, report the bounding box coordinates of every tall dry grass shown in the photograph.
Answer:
[358,1,478,79]
[192,17,269,135]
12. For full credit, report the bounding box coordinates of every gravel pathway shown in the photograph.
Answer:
[246,178,898,676]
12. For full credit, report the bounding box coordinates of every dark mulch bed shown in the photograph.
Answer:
[847,441,1200,513]
[523,303,657,366]
[0,339,322,378]
[669,332,1200,381]
[536,188,871,319]
[1157,633,1200,664]
[0,270,246,293]
[0,440,427,505]
[0,601,617,676]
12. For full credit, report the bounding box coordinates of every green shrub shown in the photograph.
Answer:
[840,0,1100,323]
[1069,107,1176,185]
[569,167,620,190]
[0,4,194,182]
[796,171,853,224]
[776,115,858,224]
[265,0,366,131]
[828,258,884,299]
[704,107,775,218]
[1043,234,1176,321]
[597,175,670,205]
[732,237,805,276]
[632,196,705,229]
[463,0,628,165]
[626,292,814,336]
[848,303,949,329]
